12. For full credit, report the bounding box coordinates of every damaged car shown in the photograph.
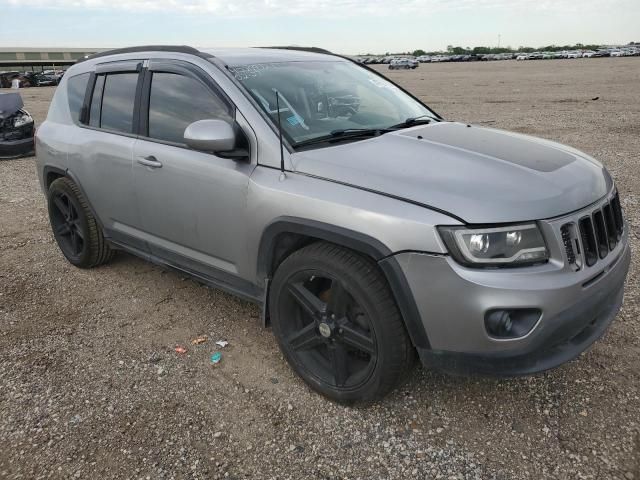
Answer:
[0,92,35,159]
[36,46,630,403]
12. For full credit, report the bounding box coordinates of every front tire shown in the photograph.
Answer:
[269,242,415,403]
[47,177,114,268]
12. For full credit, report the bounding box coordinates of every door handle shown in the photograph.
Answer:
[137,155,163,168]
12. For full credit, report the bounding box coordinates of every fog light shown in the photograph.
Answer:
[485,309,541,339]
[486,310,512,336]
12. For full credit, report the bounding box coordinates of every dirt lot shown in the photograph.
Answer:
[1,58,639,479]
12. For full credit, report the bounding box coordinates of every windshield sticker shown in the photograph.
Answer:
[286,114,304,126]
[229,63,284,81]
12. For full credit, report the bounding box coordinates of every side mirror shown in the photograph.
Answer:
[184,119,236,153]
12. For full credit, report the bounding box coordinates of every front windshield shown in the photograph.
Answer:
[228,61,435,146]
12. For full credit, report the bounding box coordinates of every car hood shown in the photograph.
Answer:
[291,122,611,224]
[0,92,24,121]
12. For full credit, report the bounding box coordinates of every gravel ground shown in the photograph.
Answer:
[1,57,639,480]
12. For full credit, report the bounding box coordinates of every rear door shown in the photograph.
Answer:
[72,61,147,252]
[132,59,256,290]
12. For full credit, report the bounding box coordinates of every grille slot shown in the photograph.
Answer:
[603,203,617,250]
[592,210,609,259]
[578,217,598,267]
[560,224,576,266]
[611,193,624,239]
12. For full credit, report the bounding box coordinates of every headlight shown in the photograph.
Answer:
[438,224,549,267]
[14,113,34,128]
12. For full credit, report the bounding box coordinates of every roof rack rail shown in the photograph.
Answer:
[76,45,206,63]
[259,46,333,55]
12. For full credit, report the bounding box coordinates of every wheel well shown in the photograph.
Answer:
[45,170,65,189]
[267,232,321,278]
[259,220,391,281]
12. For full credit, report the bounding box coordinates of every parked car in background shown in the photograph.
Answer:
[389,58,416,69]
[22,72,59,87]
[354,46,636,66]
[42,70,65,83]
[0,92,35,158]
[0,72,36,88]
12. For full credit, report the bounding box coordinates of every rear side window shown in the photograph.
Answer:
[66,73,90,125]
[147,72,231,144]
[98,73,139,133]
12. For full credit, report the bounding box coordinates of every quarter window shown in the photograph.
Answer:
[147,72,231,144]
[66,73,90,125]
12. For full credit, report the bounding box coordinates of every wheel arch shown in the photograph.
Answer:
[43,166,106,232]
[258,217,431,349]
[43,165,66,190]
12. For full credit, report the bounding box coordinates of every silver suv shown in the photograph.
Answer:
[36,46,630,403]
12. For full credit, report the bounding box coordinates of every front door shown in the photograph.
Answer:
[132,60,255,288]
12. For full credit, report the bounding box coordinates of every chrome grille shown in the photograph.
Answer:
[561,192,624,270]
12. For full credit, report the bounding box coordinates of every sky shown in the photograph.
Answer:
[1,0,638,54]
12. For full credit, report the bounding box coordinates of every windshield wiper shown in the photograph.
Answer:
[292,128,393,149]
[389,114,439,129]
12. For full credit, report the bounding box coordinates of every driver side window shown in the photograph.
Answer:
[147,72,232,144]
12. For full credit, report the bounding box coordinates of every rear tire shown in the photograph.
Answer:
[47,177,114,268]
[269,242,415,404]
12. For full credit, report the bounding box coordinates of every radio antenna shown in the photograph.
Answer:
[275,90,285,175]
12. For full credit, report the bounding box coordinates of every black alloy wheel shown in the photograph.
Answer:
[50,189,85,260]
[270,242,415,403]
[47,177,114,268]
[280,271,378,390]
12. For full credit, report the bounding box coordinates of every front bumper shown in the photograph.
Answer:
[391,231,630,376]
[0,136,34,159]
